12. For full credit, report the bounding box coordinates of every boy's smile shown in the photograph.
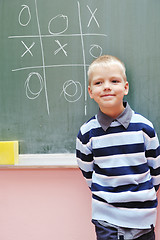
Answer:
[88,64,129,118]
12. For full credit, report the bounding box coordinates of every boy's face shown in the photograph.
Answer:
[88,64,129,117]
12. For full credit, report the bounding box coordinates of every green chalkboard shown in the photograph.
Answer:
[0,0,160,154]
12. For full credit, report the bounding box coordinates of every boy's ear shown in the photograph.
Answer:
[124,81,129,95]
[88,85,93,99]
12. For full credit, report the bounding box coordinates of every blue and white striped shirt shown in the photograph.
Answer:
[76,103,160,229]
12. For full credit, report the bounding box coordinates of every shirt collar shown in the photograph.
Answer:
[97,102,132,131]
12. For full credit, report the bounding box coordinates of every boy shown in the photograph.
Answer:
[76,55,160,240]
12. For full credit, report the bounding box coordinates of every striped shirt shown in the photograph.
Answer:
[76,103,160,229]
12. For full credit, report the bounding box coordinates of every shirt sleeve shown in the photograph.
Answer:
[76,129,93,188]
[144,125,160,192]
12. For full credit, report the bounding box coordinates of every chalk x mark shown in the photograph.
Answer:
[54,40,68,56]
[87,5,100,28]
[21,41,35,57]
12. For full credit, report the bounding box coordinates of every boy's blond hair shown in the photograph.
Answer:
[88,55,127,85]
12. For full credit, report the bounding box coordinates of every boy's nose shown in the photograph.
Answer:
[103,81,111,90]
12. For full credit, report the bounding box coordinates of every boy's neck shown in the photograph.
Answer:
[100,104,125,119]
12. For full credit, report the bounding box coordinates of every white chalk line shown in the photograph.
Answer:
[35,0,50,115]
[8,33,107,39]
[12,64,90,72]
[77,1,87,116]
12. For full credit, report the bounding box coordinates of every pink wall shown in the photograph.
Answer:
[0,168,159,240]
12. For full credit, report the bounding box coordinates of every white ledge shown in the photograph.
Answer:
[0,154,78,168]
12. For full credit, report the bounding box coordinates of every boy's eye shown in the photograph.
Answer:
[112,80,120,83]
[95,81,102,85]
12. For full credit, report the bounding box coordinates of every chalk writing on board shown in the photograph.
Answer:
[25,72,44,99]
[60,80,82,103]
[54,40,68,56]
[89,44,103,59]
[19,5,31,27]
[87,5,100,28]
[48,14,68,35]
[21,41,35,57]
[8,0,107,115]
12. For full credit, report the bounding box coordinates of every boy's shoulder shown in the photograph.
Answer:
[79,114,101,135]
[131,111,154,128]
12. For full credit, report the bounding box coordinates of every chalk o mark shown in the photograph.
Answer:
[60,80,82,102]
[25,72,44,99]
[48,14,68,35]
[89,44,102,58]
[19,5,31,26]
